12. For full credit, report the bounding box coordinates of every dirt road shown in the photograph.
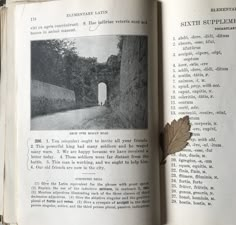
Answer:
[31,106,127,130]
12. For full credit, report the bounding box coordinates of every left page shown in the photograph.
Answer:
[5,0,159,225]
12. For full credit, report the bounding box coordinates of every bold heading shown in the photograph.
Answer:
[181,18,236,27]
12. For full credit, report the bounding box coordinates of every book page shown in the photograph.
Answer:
[1,5,19,223]
[161,0,236,224]
[0,7,5,220]
[7,0,159,225]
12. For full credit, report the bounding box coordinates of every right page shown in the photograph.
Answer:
[161,0,236,224]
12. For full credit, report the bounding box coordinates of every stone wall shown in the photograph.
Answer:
[115,36,148,128]
[31,80,76,117]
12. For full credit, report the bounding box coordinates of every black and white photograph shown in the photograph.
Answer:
[31,35,148,130]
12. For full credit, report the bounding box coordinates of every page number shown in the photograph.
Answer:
[31,17,37,22]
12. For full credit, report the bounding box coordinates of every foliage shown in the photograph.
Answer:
[31,39,77,89]
[31,37,122,108]
[161,116,192,164]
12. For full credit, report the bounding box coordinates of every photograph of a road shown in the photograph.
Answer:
[31,35,148,130]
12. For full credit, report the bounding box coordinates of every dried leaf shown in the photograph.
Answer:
[161,116,191,163]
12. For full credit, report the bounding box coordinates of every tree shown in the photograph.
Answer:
[31,39,77,89]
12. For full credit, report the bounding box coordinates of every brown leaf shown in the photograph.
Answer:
[162,116,191,162]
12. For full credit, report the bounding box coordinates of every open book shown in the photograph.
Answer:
[1,0,236,224]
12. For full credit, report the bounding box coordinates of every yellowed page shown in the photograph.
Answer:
[161,0,236,224]
[2,5,18,224]
[0,7,5,220]
[9,0,159,225]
